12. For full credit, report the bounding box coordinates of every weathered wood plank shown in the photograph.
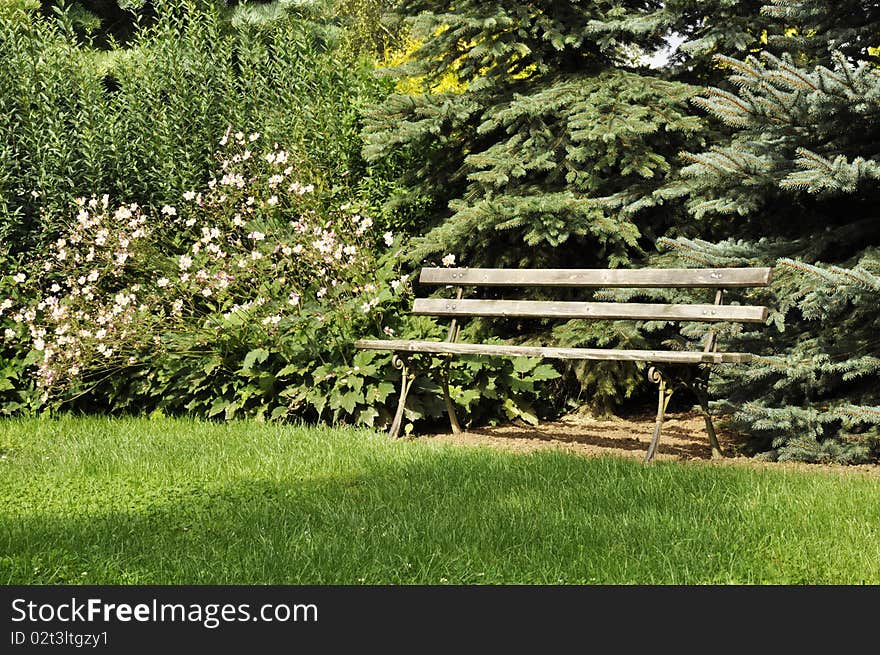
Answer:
[419,267,774,288]
[412,298,768,323]
[354,339,753,364]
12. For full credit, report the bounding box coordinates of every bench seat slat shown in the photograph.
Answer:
[420,267,773,288]
[354,339,753,365]
[412,298,768,323]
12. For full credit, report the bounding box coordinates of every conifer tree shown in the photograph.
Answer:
[361,1,709,270]
[655,0,880,462]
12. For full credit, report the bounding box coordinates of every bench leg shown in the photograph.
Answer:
[441,377,462,434]
[645,367,673,464]
[389,355,415,439]
[695,370,724,459]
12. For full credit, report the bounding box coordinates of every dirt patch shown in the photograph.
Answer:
[420,411,880,476]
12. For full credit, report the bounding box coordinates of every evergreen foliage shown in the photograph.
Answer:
[362,1,707,269]
[656,0,880,462]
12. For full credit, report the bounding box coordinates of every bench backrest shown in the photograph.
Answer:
[415,267,773,324]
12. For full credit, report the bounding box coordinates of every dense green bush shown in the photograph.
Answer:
[1,129,561,430]
[0,0,384,254]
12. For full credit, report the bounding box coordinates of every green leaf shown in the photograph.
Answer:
[203,356,223,375]
[336,390,363,414]
[512,357,537,373]
[257,373,275,393]
[367,381,396,404]
[529,364,560,381]
[356,406,379,426]
[224,401,241,420]
[243,348,270,371]
[457,388,482,408]
[208,399,229,418]
[502,398,538,425]
[277,364,301,377]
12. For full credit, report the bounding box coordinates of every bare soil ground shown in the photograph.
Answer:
[421,410,880,476]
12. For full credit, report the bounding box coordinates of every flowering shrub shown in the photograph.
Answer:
[2,130,412,423]
[1,129,566,429]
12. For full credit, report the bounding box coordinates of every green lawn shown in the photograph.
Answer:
[1,416,878,584]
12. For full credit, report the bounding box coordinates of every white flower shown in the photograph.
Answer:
[383,231,394,246]
[247,231,266,241]
[178,254,193,270]
[390,279,401,291]
[266,195,279,206]
[249,132,260,142]
[0,298,12,311]
[316,287,327,298]
[12,273,26,284]
[288,293,300,306]
[183,191,196,201]
[87,270,99,282]
[161,205,177,216]
[261,314,282,326]
[383,326,395,337]
[442,253,456,267]
[4,328,15,339]
[157,277,170,288]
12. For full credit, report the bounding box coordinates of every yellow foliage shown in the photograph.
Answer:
[381,37,468,95]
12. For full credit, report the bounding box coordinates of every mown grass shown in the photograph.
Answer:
[1,416,878,584]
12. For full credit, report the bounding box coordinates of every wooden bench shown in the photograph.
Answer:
[356,266,773,462]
